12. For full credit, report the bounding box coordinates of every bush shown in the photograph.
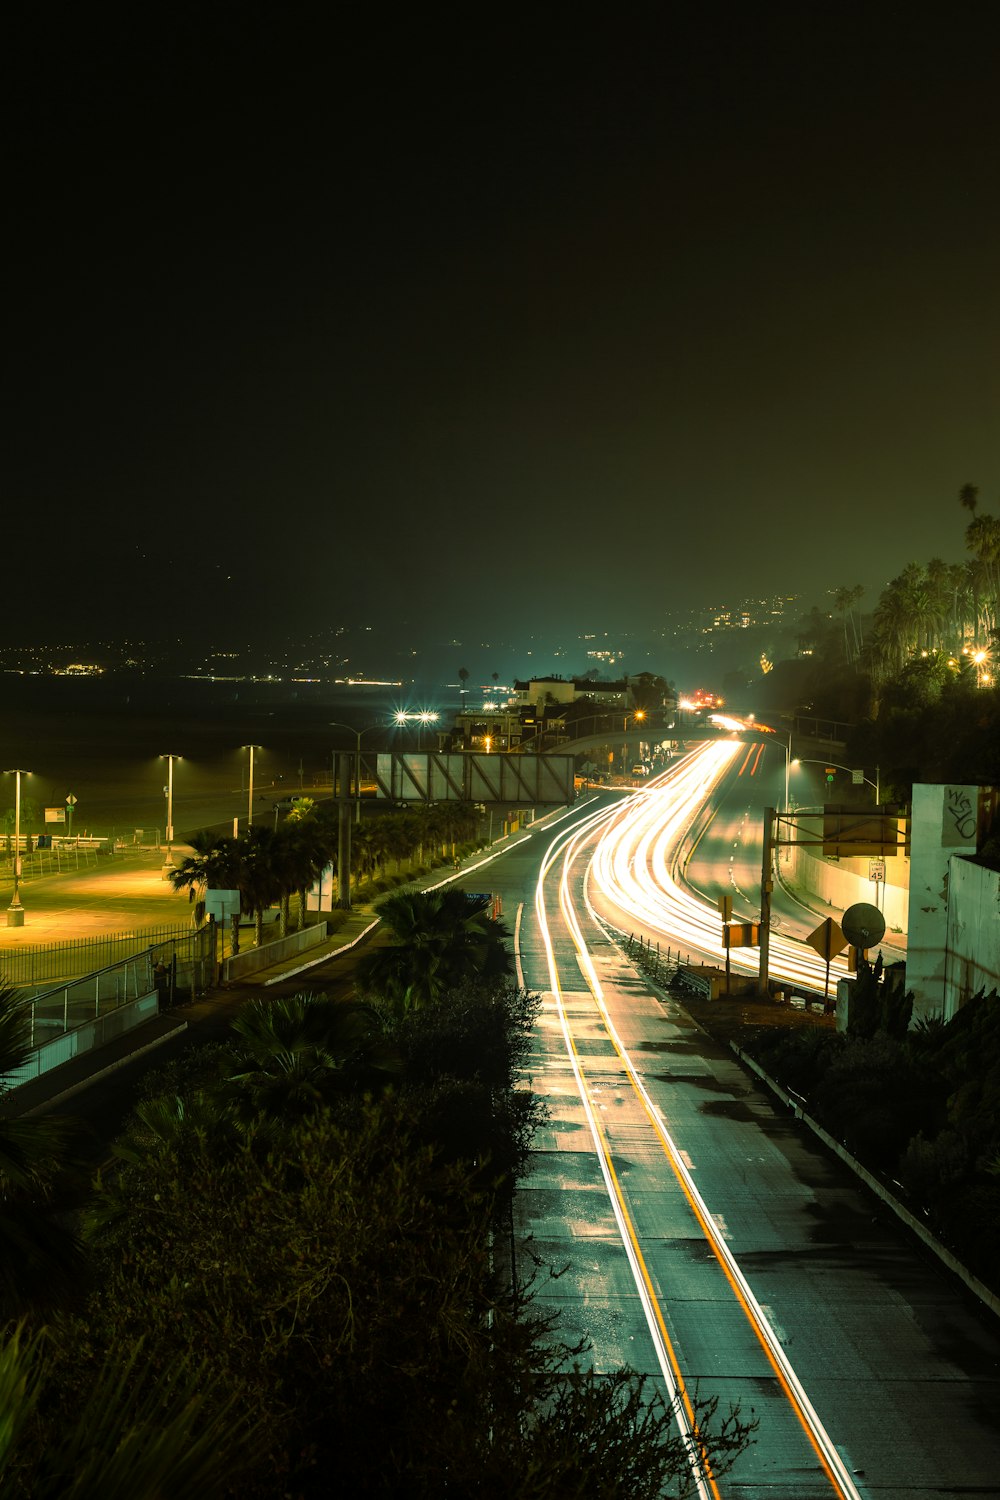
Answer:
[812,1034,946,1170]
[749,1025,843,1099]
[898,1128,970,1212]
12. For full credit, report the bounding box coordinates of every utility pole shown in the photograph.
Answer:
[758,807,775,996]
[337,751,353,909]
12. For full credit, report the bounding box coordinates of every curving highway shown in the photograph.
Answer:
[585,739,854,995]
[487,785,1000,1498]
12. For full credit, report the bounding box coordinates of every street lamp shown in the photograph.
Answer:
[395,710,439,751]
[242,744,262,828]
[330,722,385,824]
[791,758,880,803]
[161,754,181,874]
[5,768,30,926]
[417,710,439,751]
[622,709,645,773]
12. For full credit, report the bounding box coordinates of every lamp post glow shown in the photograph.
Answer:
[161,754,181,875]
[416,710,438,751]
[622,709,645,773]
[243,744,262,828]
[395,710,439,751]
[5,768,30,926]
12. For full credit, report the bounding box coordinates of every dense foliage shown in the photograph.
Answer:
[0,899,755,1495]
[749,983,1000,1288]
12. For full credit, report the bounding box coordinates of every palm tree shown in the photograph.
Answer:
[872,573,917,681]
[959,481,979,515]
[234,825,285,945]
[966,511,1000,640]
[357,889,511,1012]
[224,992,398,1120]
[272,818,328,935]
[169,830,243,910]
[833,586,855,662]
[351,821,381,890]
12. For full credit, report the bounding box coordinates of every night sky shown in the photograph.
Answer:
[8,8,999,657]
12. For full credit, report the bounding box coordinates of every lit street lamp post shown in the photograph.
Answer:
[243,744,262,828]
[417,710,438,751]
[622,710,646,773]
[5,768,30,926]
[395,710,439,752]
[791,758,880,804]
[161,754,181,876]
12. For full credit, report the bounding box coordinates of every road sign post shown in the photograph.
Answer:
[66,793,77,839]
[719,893,733,993]
[806,916,847,1000]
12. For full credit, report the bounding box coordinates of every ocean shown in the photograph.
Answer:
[0,675,462,842]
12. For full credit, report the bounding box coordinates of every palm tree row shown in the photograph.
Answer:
[169,799,487,941]
[867,485,1000,684]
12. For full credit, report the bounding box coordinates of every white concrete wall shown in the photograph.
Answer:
[906,784,981,1023]
[784,813,909,938]
[945,856,1000,1012]
[222,923,327,982]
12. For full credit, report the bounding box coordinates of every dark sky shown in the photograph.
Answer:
[7,6,999,655]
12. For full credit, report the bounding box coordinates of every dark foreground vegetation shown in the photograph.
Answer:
[0,891,755,1498]
[743,962,1000,1290]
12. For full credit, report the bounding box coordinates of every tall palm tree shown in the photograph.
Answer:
[966,512,1000,640]
[872,573,918,681]
[959,481,979,515]
[234,825,285,945]
[833,586,859,662]
[351,821,381,890]
[169,830,243,910]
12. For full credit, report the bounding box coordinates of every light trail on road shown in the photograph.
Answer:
[589,741,852,994]
[529,801,866,1499]
[533,802,720,1500]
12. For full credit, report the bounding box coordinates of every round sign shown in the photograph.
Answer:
[841,901,886,949]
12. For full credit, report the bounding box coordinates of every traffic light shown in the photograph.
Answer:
[825,767,837,783]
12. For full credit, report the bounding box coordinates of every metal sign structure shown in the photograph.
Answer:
[757,806,908,996]
[373,753,576,806]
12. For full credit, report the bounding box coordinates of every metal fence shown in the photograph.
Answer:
[7,922,217,1077]
[0,923,195,988]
